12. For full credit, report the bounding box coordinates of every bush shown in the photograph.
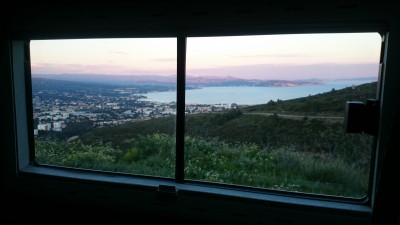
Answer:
[35,134,368,197]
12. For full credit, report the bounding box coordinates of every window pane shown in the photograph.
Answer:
[31,38,177,178]
[184,33,381,197]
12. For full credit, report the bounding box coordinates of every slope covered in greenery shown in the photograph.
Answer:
[243,81,377,116]
[35,81,377,198]
[36,133,369,197]
[78,82,376,156]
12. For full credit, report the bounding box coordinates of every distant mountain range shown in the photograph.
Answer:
[32,74,376,87]
[185,76,323,87]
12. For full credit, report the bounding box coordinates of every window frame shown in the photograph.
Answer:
[11,25,389,223]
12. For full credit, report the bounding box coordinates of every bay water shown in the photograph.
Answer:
[142,79,376,105]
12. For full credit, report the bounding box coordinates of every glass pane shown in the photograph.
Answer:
[31,38,177,178]
[184,33,381,197]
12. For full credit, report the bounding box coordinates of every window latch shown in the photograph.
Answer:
[344,99,380,136]
[157,185,178,200]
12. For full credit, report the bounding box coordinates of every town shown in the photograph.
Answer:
[32,79,240,136]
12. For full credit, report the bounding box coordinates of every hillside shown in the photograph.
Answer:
[79,82,377,153]
[40,81,377,197]
[242,81,377,116]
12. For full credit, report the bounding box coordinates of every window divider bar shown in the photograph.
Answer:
[175,36,186,182]
[24,41,36,162]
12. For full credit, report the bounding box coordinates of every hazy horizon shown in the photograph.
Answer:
[30,33,382,80]
[31,72,378,82]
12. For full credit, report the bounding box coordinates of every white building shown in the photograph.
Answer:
[53,121,63,129]
[37,123,51,131]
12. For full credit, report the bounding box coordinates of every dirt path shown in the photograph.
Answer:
[244,112,344,120]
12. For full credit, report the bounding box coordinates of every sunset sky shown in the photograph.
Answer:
[30,32,382,80]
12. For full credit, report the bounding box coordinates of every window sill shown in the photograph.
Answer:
[18,164,371,217]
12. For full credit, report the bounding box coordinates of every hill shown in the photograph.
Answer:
[242,81,377,116]
[39,81,377,197]
[78,81,377,154]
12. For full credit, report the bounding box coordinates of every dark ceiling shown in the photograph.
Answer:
[3,1,393,38]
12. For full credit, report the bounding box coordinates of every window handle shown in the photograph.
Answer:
[344,99,380,136]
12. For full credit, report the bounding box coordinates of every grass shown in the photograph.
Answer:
[35,133,369,198]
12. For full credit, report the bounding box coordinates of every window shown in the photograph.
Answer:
[9,29,387,225]
[184,33,381,198]
[26,32,382,199]
[30,38,177,178]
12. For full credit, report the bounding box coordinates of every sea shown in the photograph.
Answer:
[142,79,377,105]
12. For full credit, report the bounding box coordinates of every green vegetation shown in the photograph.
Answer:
[35,82,377,198]
[243,81,377,116]
[36,133,369,197]
[36,134,175,177]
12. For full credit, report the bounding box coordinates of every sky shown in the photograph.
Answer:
[30,32,382,80]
